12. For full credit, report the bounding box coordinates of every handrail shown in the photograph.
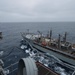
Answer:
[4,62,18,69]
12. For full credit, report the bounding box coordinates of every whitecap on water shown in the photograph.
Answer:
[0,51,4,56]
[21,45,27,49]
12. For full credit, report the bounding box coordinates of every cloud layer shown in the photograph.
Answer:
[0,0,75,22]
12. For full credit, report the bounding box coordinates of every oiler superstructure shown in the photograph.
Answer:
[37,31,75,56]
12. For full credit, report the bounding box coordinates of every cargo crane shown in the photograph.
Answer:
[37,30,42,37]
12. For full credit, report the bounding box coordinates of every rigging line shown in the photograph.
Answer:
[1,46,24,60]
[9,68,18,74]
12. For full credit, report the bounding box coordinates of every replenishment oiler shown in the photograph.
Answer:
[21,30,75,66]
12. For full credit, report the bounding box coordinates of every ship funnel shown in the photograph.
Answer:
[18,57,38,75]
[50,30,52,41]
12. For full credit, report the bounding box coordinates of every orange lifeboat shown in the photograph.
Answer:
[41,41,47,46]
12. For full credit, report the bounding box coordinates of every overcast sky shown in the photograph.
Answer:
[0,0,75,22]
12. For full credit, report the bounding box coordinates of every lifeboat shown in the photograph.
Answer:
[41,41,47,46]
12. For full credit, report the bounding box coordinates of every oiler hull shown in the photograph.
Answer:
[33,43,75,66]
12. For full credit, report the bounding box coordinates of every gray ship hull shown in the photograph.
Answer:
[33,43,75,66]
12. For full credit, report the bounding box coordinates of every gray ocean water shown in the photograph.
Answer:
[0,22,75,74]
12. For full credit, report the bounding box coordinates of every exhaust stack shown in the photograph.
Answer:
[58,34,61,49]
[50,30,52,41]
